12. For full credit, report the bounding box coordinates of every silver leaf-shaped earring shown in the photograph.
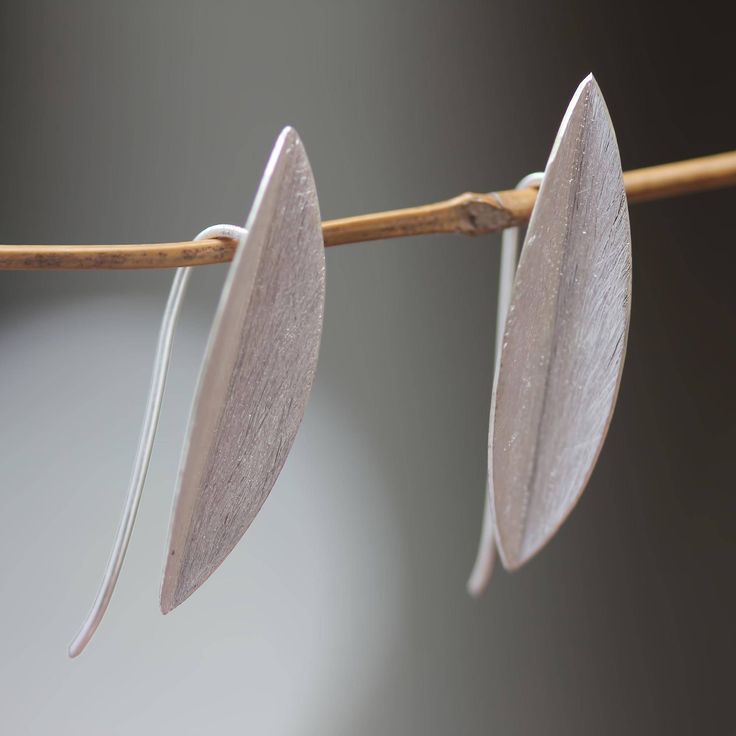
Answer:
[70,126,324,655]
[469,74,631,589]
[160,127,325,613]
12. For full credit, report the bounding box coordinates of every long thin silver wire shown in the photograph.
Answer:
[68,224,246,658]
[466,173,544,597]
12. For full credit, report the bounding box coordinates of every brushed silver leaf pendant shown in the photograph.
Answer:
[160,127,325,613]
[491,75,632,570]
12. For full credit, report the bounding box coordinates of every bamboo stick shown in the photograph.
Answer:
[1,151,735,271]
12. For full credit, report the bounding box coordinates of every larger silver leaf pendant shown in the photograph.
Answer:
[491,75,632,570]
[160,127,325,613]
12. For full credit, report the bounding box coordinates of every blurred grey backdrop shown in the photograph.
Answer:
[0,1,734,733]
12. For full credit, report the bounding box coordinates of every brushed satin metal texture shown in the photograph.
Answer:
[161,127,325,613]
[491,75,632,570]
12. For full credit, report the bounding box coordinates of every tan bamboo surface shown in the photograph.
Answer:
[1,150,735,270]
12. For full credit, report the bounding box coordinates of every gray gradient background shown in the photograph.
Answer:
[0,1,734,734]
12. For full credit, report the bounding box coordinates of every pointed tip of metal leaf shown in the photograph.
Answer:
[492,78,631,571]
[160,572,194,615]
[581,71,596,87]
[159,585,183,617]
[575,73,598,99]
[577,73,604,112]
[160,549,222,614]
[159,556,187,615]
[275,125,300,151]
[547,74,601,167]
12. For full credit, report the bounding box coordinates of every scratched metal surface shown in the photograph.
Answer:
[160,127,325,612]
[491,76,632,570]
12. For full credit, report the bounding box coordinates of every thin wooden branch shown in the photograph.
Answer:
[1,151,735,271]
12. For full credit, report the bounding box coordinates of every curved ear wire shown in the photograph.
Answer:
[491,74,632,570]
[467,172,543,597]
[160,127,325,614]
[68,225,246,658]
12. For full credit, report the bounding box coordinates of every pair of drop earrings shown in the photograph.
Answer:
[70,74,631,657]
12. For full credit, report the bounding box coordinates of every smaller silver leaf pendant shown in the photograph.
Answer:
[491,75,632,569]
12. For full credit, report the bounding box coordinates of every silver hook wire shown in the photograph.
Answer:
[68,224,246,658]
[466,173,544,597]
